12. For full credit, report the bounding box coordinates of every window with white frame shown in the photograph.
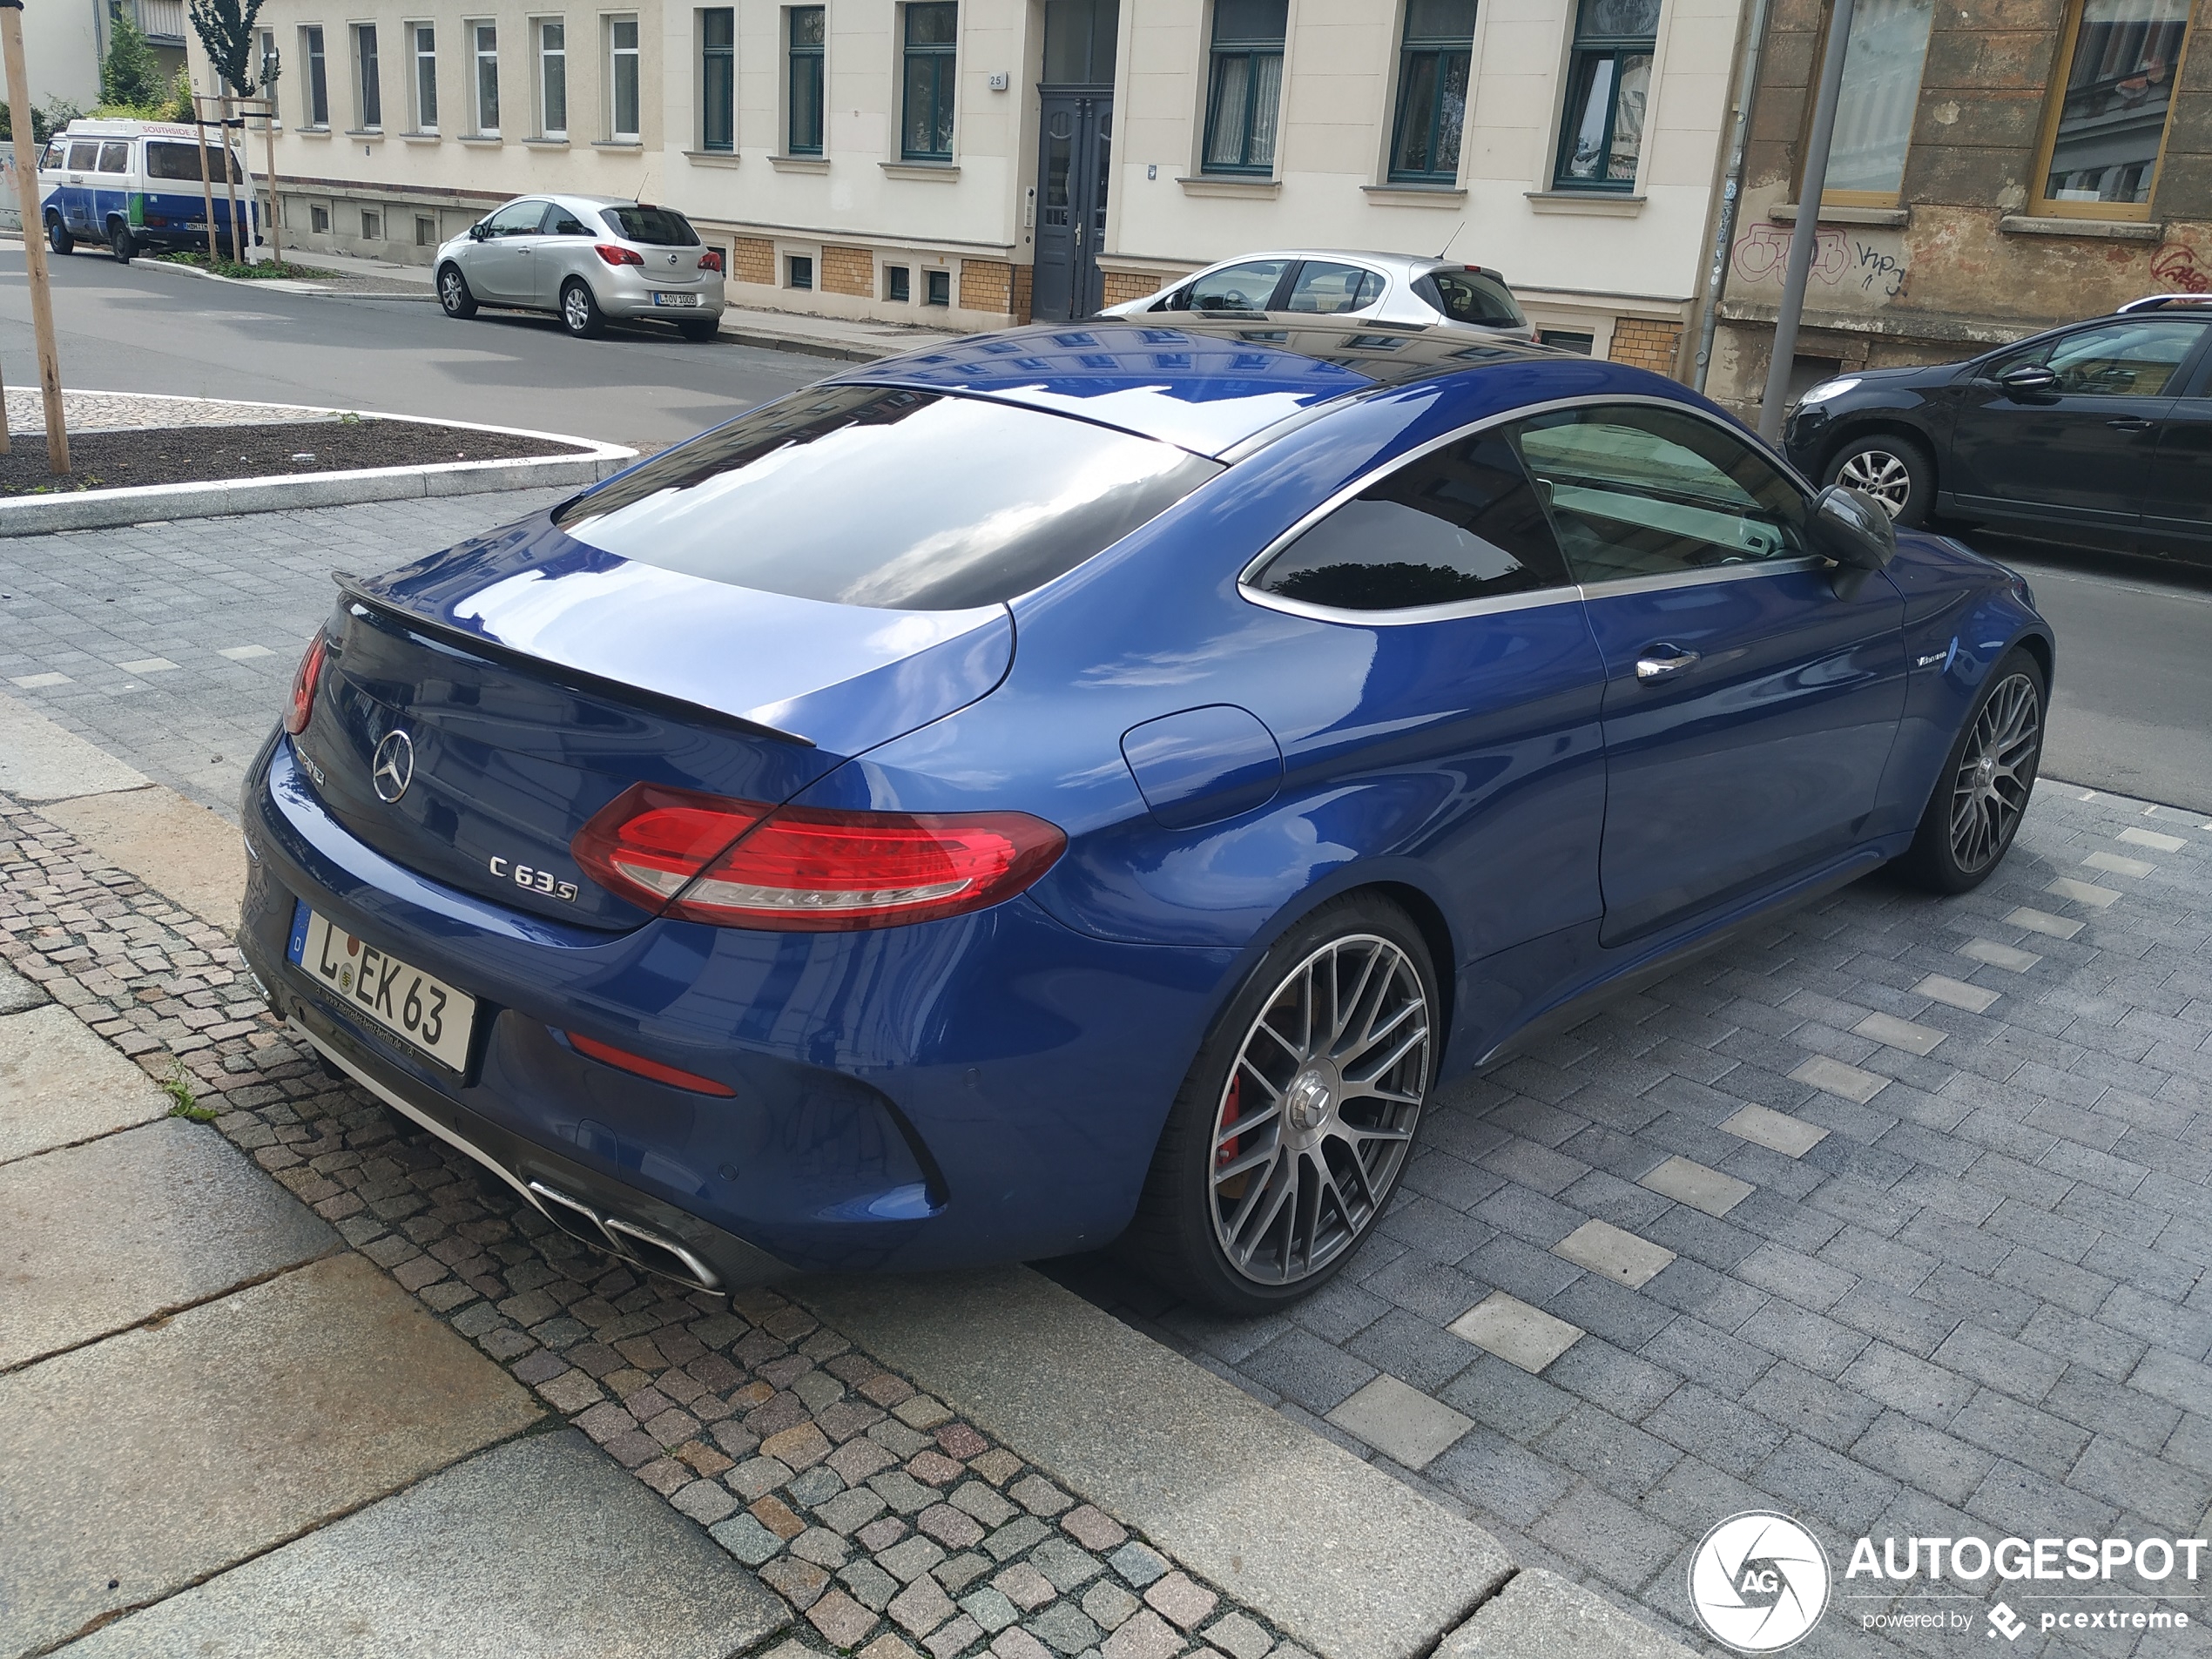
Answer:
[354,24,382,129]
[471,21,500,134]
[537,19,568,137]
[700,8,735,152]
[257,29,277,96]
[301,25,329,123]
[412,24,437,131]
[609,16,641,141]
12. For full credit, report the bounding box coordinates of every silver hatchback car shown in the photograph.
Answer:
[1099,249,1534,343]
[436,193,726,341]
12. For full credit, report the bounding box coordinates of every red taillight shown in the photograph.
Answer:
[284,630,327,735]
[594,243,644,266]
[698,250,725,273]
[565,1029,736,1096]
[571,784,1065,931]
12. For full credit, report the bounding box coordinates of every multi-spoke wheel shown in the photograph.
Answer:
[1126,895,1438,1312]
[1825,432,1933,529]
[1899,648,2045,893]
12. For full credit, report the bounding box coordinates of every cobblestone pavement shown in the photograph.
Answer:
[3,388,347,433]
[0,489,568,817]
[0,792,1305,1659]
[1055,786,2212,1656]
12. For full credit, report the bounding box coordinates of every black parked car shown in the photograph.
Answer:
[1784,296,2212,565]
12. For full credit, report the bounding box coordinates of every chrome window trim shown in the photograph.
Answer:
[1235,392,1820,626]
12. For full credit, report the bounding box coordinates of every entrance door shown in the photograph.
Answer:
[1033,90,1110,321]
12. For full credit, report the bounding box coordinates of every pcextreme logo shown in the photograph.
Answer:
[1689,1512,1832,1652]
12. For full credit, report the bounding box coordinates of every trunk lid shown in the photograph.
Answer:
[299,525,1011,930]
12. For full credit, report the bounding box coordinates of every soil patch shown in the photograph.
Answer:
[0,420,589,496]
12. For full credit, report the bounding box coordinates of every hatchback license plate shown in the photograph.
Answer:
[651,292,699,307]
[289,905,475,1072]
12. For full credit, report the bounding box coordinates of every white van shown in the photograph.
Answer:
[36,118,257,263]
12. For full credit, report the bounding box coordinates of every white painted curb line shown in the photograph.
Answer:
[0,394,634,536]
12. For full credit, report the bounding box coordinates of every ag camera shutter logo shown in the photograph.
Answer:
[1689,1512,1832,1651]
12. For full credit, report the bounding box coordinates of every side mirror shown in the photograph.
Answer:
[468,221,489,241]
[1810,484,1897,595]
[1996,362,2059,399]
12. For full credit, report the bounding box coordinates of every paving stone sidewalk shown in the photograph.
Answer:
[3,388,349,434]
[0,792,1308,1659]
[1057,786,2212,1657]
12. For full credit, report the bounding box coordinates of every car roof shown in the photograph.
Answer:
[1187,249,1459,276]
[57,119,204,139]
[837,320,1593,457]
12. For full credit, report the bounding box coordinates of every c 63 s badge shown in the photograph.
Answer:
[490,857,580,903]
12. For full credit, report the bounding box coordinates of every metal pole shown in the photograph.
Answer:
[1756,0,1857,441]
[0,0,68,472]
[261,98,283,268]
[195,96,219,262]
[1694,0,1777,392]
[219,91,243,262]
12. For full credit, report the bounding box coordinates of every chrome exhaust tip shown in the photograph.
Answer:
[525,1180,723,1292]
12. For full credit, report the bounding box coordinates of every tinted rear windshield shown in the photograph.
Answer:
[147,141,243,182]
[602,206,699,246]
[555,387,1222,610]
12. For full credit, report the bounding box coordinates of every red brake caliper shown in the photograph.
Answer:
[1217,1073,1243,1171]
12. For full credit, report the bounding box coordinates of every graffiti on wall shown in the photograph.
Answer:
[2149,243,2209,294]
[1732,223,1908,299]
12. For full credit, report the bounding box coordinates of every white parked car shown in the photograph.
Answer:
[436,193,726,341]
[1099,250,1535,343]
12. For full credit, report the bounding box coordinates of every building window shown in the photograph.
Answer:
[901,3,956,161]
[2034,0,2189,218]
[886,263,910,301]
[362,207,382,239]
[787,6,824,153]
[311,203,331,232]
[1819,0,1933,202]
[416,213,437,244]
[354,25,381,128]
[1540,327,1596,354]
[537,19,567,137]
[257,29,277,95]
[701,9,735,151]
[1389,0,1476,182]
[412,24,437,131]
[788,253,814,288]
[609,17,641,141]
[301,26,329,125]
[1203,0,1287,174]
[1554,0,1659,190]
[472,22,500,134]
[1042,0,1116,84]
[925,267,949,306]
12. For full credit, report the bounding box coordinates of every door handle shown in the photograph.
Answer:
[2106,416,2155,431]
[1634,645,1701,682]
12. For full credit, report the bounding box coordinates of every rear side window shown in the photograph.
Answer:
[1418,268,1524,327]
[1250,430,1569,611]
[1283,262,1383,315]
[555,387,1223,610]
[67,140,99,170]
[146,141,243,182]
[98,141,130,172]
[602,205,699,245]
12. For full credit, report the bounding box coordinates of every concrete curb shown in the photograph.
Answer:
[0,397,633,536]
[797,1264,1514,1659]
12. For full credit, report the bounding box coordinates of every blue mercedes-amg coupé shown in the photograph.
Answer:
[239,320,2054,1312]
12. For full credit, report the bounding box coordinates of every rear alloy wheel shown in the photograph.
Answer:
[110,222,135,264]
[1898,648,2045,893]
[438,264,477,318]
[46,215,73,256]
[1825,433,1934,528]
[1125,896,1436,1312]
[561,278,606,338]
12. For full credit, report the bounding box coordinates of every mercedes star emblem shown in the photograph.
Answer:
[371,729,415,803]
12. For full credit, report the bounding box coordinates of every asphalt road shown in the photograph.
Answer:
[0,246,2203,812]
[0,244,819,448]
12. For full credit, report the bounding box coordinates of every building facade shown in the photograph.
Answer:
[1705,0,2210,415]
[199,0,1761,361]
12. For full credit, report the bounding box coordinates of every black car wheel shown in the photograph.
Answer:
[560,279,607,339]
[1825,432,1934,528]
[1898,648,2045,894]
[437,264,478,319]
[45,215,73,256]
[110,222,135,264]
[1123,894,1436,1312]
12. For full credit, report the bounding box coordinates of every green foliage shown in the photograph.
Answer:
[102,12,168,108]
[0,96,88,147]
[155,251,336,280]
[187,0,268,98]
[162,1063,218,1122]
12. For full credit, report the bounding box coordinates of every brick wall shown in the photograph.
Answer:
[820,245,873,298]
[730,236,774,287]
[1009,263,1034,324]
[1101,270,1168,307]
[1607,318,1683,375]
[959,260,1012,315]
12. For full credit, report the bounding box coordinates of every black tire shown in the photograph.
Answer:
[1824,431,1935,529]
[560,278,606,339]
[677,317,719,342]
[437,263,477,319]
[1897,647,2046,894]
[109,222,135,264]
[45,215,73,256]
[1123,893,1439,1313]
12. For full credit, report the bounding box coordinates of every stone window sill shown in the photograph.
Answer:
[1362,182,1466,207]
[593,139,644,151]
[882,160,959,180]
[1177,174,1280,199]
[457,135,502,145]
[685,149,740,167]
[523,138,570,148]
[400,131,440,145]
[1999,213,2161,242]
[1772,201,1907,228]
[770,154,828,172]
[1525,189,1644,217]
[297,125,333,138]
[343,128,383,141]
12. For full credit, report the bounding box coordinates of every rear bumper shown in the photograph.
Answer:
[240,730,1233,1280]
[597,269,725,321]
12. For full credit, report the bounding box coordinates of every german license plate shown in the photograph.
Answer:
[288,903,475,1072]
[651,291,699,307]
